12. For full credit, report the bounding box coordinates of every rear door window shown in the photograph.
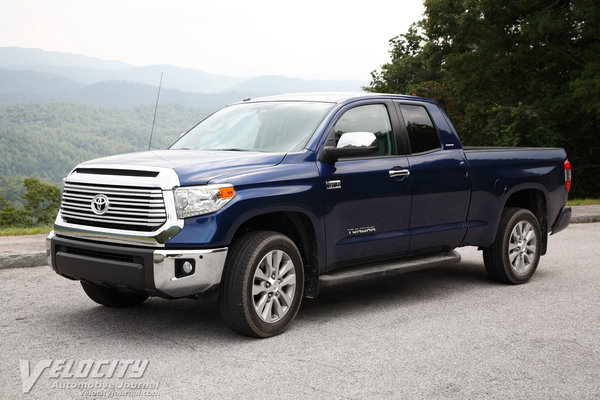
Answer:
[398,105,441,154]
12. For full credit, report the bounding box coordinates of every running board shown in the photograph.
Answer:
[319,251,461,288]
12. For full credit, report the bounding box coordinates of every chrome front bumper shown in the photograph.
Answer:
[47,231,228,298]
[152,247,228,297]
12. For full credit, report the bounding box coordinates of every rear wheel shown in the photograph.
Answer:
[81,281,148,307]
[483,207,541,284]
[219,231,304,337]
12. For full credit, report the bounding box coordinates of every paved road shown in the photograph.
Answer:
[1,223,599,400]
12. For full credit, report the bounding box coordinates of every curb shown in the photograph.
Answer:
[571,215,600,224]
[0,252,46,270]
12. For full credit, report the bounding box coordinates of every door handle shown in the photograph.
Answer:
[389,169,410,178]
[459,161,468,177]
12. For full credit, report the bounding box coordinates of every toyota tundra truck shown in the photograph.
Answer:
[46,92,572,337]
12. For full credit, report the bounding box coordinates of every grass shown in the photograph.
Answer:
[0,225,53,237]
[567,198,600,206]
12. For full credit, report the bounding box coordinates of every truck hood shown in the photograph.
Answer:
[79,150,286,185]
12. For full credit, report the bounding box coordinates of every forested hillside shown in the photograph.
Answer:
[0,102,208,184]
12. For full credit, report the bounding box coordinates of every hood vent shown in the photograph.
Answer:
[74,168,159,177]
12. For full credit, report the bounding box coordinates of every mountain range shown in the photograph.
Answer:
[0,47,366,109]
[0,47,368,191]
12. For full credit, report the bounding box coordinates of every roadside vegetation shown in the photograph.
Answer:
[567,198,600,206]
[0,178,60,233]
[0,225,53,237]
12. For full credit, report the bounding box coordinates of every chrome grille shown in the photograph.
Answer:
[60,182,167,232]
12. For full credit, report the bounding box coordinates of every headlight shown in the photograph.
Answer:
[174,184,235,219]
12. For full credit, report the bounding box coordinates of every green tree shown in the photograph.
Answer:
[367,0,600,197]
[22,178,60,225]
[0,195,29,227]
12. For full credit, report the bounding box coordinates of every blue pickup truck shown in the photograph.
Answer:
[47,92,572,337]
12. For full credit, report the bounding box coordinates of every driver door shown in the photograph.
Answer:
[318,102,411,270]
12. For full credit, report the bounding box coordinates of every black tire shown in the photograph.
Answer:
[81,281,148,307]
[220,231,304,338]
[483,207,542,284]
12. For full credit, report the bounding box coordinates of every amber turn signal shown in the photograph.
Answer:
[219,187,235,198]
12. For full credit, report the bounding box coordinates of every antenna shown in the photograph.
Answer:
[148,72,163,150]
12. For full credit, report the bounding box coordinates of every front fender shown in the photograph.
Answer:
[165,179,324,249]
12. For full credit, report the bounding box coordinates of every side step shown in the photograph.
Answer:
[319,250,461,288]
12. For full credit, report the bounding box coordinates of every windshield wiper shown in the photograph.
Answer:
[173,148,254,152]
[211,148,252,152]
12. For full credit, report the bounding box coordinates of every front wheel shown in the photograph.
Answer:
[219,231,304,338]
[483,207,542,284]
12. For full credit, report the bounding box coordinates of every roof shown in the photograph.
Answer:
[238,92,434,105]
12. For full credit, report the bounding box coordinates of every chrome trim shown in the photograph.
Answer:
[326,180,342,190]
[60,210,165,224]
[64,193,164,204]
[62,203,166,216]
[64,183,164,195]
[55,190,183,246]
[153,248,228,297]
[46,230,55,268]
[389,169,410,178]
[54,164,183,247]
[61,181,167,228]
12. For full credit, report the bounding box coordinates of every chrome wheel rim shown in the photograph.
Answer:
[252,250,296,323]
[508,221,537,274]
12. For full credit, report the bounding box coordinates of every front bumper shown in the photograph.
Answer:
[46,231,228,298]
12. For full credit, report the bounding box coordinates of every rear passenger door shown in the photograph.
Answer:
[394,102,470,252]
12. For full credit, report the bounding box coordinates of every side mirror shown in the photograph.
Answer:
[322,132,379,162]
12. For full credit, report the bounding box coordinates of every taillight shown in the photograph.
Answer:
[564,158,572,193]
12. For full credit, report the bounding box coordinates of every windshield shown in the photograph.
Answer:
[170,101,334,153]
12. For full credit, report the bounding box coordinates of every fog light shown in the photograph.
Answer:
[182,261,193,274]
[175,259,195,278]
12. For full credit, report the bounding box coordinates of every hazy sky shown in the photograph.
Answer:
[1,0,425,81]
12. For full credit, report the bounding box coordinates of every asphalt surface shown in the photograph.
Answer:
[1,222,598,400]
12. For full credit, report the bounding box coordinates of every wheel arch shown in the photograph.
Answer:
[501,187,548,255]
[227,210,321,298]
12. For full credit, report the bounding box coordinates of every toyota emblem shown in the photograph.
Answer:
[91,194,110,215]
